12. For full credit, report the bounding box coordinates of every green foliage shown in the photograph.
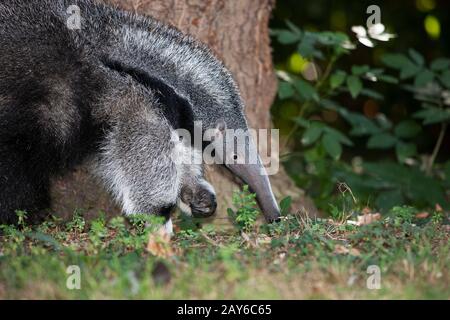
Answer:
[272,22,450,213]
[66,210,86,233]
[0,206,448,299]
[279,196,292,216]
[227,185,260,232]
[389,206,416,226]
[15,210,28,228]
[128,213,165,234]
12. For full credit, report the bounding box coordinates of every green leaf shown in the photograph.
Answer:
[400,64,421,80]
[293,117,311,128]
[367,133,397,149]
[344,113,381,136]
[383,54,421,79]
[414,108,450,125]
[351,65,370,76]
[406,170,447,207]
[302,124,323,145]
[322,133,342,160]
[297,34,318,58]
[293,78,319,101]
[375,189,405,212]
[414,69,434,87]
[396,142,417,163]
[321,101,382,136]
[322,127,354,146]
[382,54,411,69]
[369,68,385,76]
[330,71,346,89]
[363,162,408,185]
[278,82,295,99]
[316,31,349,50]
[346,75,363,98]
[285,20,302,35]
[279,196,292,216]
[227,208,236,219]
[430,58,450,71]
[440,70,450,89]
[378,74,399,84]
[408,48,424,66]
[317,32,338,45]
[394,120,422,139]
[360,88,384,100]
[277,30,301,44]
[364,162,447,208]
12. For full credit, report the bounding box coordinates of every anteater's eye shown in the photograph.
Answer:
[233,154,238,160]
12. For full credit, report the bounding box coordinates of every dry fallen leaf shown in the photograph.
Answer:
[257,235,272,245]
[334,244,349,254]
[146,229,174,258]
[241,231,257,248]
[349,248,361,256]
[279,251,287,260]
[415,212,429,219]
[173,224,181,233]
[356,213,381,226]
[334,244,361,256]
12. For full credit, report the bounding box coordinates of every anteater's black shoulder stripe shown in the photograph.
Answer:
[100,58,194,135]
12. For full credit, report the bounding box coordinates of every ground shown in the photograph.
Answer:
[0,198,449,299]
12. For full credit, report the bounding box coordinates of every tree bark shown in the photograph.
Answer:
[51,0,318,222]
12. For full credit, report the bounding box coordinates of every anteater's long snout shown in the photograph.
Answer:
[226,155,281,223]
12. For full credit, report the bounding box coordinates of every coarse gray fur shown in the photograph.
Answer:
[0,0,280,228]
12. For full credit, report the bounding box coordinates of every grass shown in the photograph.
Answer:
[0,191,449,300]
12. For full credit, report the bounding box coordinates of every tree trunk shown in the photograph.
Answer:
[51,0,318,222]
